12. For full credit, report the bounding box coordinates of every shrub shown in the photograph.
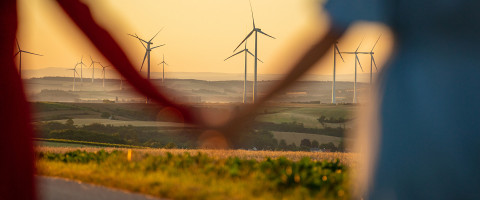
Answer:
[164,142,177,149]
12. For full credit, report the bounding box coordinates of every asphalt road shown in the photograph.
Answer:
[38,176,162,200]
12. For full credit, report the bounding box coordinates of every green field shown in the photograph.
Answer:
[257,104,356,129]
[35,138,145,149]
[36,141,100,148]
[45,118,187,127]
[37,148,352,200]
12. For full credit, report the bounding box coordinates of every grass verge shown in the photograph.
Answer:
[37,149,351,200]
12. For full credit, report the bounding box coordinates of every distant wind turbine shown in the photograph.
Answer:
[128,28,165,80]
[14,40,43,78]
[89,56,100,83]
[76,56,87,83]
[369,35,381,84]
[67,64,80,91]
[332,41,345,104]
[341,40,366,103]
[233,0,275,103]
[99,63,110,89]
[158,54,169,84]
[225,41,263,104]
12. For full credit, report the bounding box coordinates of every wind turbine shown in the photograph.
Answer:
[128,29,165,80]
[76,56,87,83]
[341,40,366,103]
[225,41,263,104]
[369,35,381,84]
[89,56,100,83]
[158,54,169,84]
[99,63,109,89]
[14,40,43,78]
[67,64,80,91]
[332,41,345,104]
[233,0,275,103]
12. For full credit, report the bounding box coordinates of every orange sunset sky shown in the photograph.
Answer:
[16,0,393,80]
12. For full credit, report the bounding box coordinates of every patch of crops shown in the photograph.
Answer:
[37,150,350,200]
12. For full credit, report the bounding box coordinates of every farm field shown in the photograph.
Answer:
[33,102,355,149]
[36,141,100,148]
[257,104,357,129]
[36,147,355,200]
[45,118,187,127]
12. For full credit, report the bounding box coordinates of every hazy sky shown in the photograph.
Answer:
[17,0,393,79]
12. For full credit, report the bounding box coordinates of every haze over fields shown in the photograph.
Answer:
[24,76,370,104]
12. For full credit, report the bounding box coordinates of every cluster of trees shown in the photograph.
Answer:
[317,115,349,128]
[254,121,345,137]
[276,139,345,152]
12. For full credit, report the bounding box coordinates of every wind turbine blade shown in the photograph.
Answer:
[371,34,382,52]
[22,51,43,56]
[258,30,276,39]
[140,51,147,71]
[248,0,256,28]
[128,33,148,43]
[14,51,19,57]
[246,50,263,63]
[372,56,378,71]
[151,44,165,49]
[355,38,364,52]
[137,39,146,49]
[16,40,21,51]
[224,50,245,61]
[165,62,169,66]
[334,45,345,62]
[75,70,80,76]
[233,30,254,52]
[356,55,364,72]
[149,27,165,42]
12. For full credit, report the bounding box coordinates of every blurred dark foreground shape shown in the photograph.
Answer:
[3,0,480,199]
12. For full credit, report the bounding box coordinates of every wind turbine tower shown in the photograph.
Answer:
[158,54,169,84]
[369,36,381,84]
[332,41,344,104]
[76,56,86,83]
[14,40,43,78]
[233,0,275,103]
[225,41,263,104]
[128,29,165,80]
[89,56,100,83]
[67,64,79,91]
[99,63,109,89]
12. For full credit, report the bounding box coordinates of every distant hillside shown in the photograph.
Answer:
[24,77,371,103]
[23,67,375,82]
